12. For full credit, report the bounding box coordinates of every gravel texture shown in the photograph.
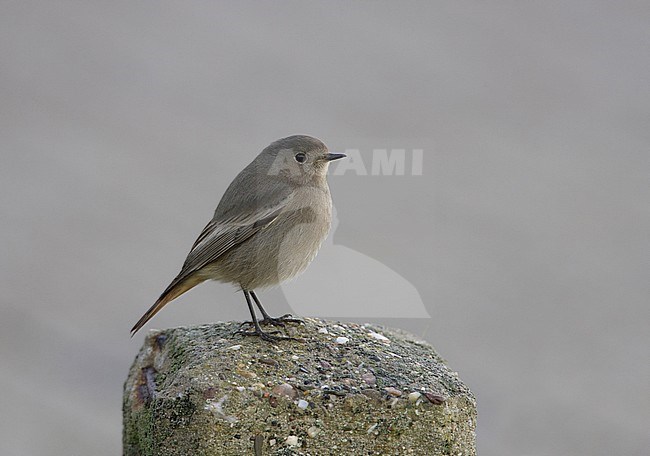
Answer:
[123,318,476,455]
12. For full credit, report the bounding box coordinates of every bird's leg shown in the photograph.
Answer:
[237,290,297,342]
[250,291,303,326]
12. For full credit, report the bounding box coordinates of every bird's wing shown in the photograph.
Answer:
[177,190,292,280]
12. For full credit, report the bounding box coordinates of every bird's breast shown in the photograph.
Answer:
[265,185,333,283]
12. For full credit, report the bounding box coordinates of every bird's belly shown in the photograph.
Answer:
[273,216,330,282]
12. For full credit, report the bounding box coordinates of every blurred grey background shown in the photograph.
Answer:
[1,1,648,455]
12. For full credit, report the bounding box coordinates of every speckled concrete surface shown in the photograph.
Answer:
[123,319,476,455]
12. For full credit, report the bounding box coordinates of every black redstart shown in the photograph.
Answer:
[131,135,345,341]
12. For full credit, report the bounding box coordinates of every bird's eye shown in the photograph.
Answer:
[294,153,306,163]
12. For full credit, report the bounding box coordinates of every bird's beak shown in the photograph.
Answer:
[325,153,346,161]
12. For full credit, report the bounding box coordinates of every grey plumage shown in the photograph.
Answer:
[131,135,345,339]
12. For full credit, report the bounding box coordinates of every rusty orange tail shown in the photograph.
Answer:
[130,274,205,336]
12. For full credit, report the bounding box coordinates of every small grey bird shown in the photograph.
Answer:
[131,135,345,341]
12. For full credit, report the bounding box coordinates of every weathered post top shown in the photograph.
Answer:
[123,318,476,455]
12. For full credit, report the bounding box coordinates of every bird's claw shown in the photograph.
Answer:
[259,314,304,327]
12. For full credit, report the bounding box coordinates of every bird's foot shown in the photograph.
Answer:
[239,314,302,328]
[259,314,304,327]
